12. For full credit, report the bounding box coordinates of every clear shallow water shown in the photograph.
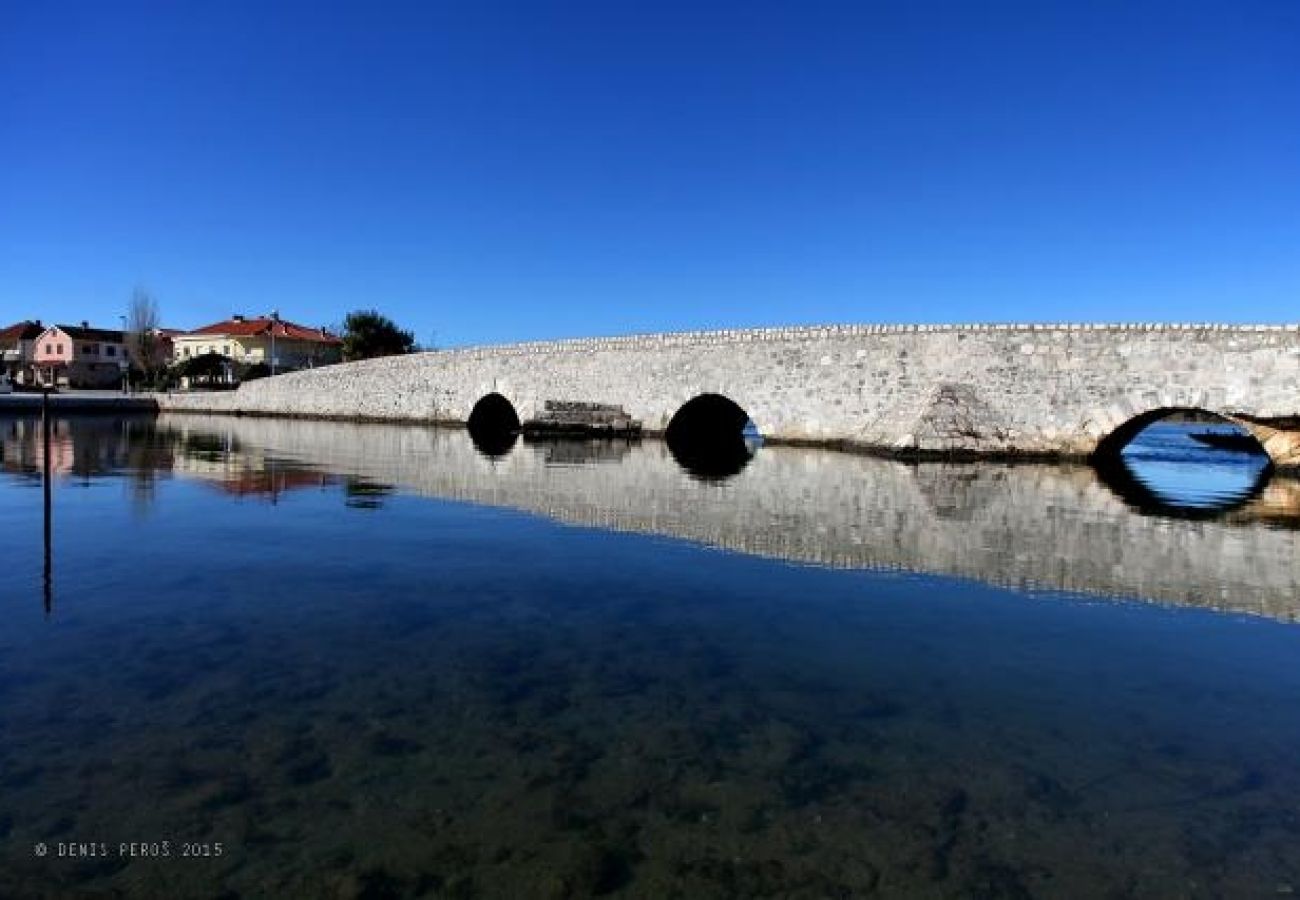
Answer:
[2,415,1300,898]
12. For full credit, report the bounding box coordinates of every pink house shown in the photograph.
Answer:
[32,322,127,388]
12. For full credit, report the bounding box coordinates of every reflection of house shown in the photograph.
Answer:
[1,418,174,509]
[173,315,342,373]
[0,320,44,385]
[205,468,332,498]
[168,430,333,500]
[32,323,127,388]
[1,418,80,476]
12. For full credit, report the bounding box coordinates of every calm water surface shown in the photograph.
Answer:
[2,414,1300,898]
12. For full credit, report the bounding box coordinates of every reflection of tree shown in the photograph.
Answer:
[182,431,240,461]
[123,419,176,513]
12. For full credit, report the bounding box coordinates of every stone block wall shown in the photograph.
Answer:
[155,323,1300,459]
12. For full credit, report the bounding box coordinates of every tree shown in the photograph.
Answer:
[341,309,416,361]
[174,352,233,388]
[125,288,166,384]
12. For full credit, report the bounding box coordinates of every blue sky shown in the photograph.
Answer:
[2,1,1297,347]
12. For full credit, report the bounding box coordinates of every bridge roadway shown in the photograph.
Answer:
[155,323,1300,464]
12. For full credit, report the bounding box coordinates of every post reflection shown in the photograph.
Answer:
[41,400,52,616]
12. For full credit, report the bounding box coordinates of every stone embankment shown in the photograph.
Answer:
[0,393,158,413]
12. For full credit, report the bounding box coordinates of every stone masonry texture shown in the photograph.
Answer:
[155,323,1300,461]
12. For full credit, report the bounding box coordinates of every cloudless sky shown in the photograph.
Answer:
[2,0,1297,346]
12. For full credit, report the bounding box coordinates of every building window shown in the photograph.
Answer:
[223,344,231,355]
[105,346,115,357]
[183,347,191,358]
[46,344,52,354]
[56,344,63,355]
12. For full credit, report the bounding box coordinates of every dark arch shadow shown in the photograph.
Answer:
[1092,407,1273,519]
[665,393,758,480]
[467,393,520,459]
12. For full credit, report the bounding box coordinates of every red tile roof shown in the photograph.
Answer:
[185,317,341,344]
[0,320,45,342]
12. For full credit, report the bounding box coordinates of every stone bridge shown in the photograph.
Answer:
[157,323,1300,465]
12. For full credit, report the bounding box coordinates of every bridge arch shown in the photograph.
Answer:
[666,393,754,442]
[1092,407,1272,466]
[467,392,520,458]
[665,393,759,480]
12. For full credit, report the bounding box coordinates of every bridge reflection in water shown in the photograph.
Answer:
[75,414,1294,622]
[6,412,1298,619]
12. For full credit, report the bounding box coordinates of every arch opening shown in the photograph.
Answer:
[665,393,760,480]
[1092,408,1272,514]
[467,393,520,459]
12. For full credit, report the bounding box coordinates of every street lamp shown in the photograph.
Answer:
[118,315,128,393]
[268,309,279,376]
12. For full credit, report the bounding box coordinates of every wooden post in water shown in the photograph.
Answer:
[42,388,52,615]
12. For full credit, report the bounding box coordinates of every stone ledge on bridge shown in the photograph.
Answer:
[417,321,1300,360]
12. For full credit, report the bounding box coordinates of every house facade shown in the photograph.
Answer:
[173,315,342,374]
[31,323,128,388]
[0,320,44,385]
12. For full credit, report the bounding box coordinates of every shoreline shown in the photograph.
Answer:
[6,393,1296,472]
[153,401,1103,464]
